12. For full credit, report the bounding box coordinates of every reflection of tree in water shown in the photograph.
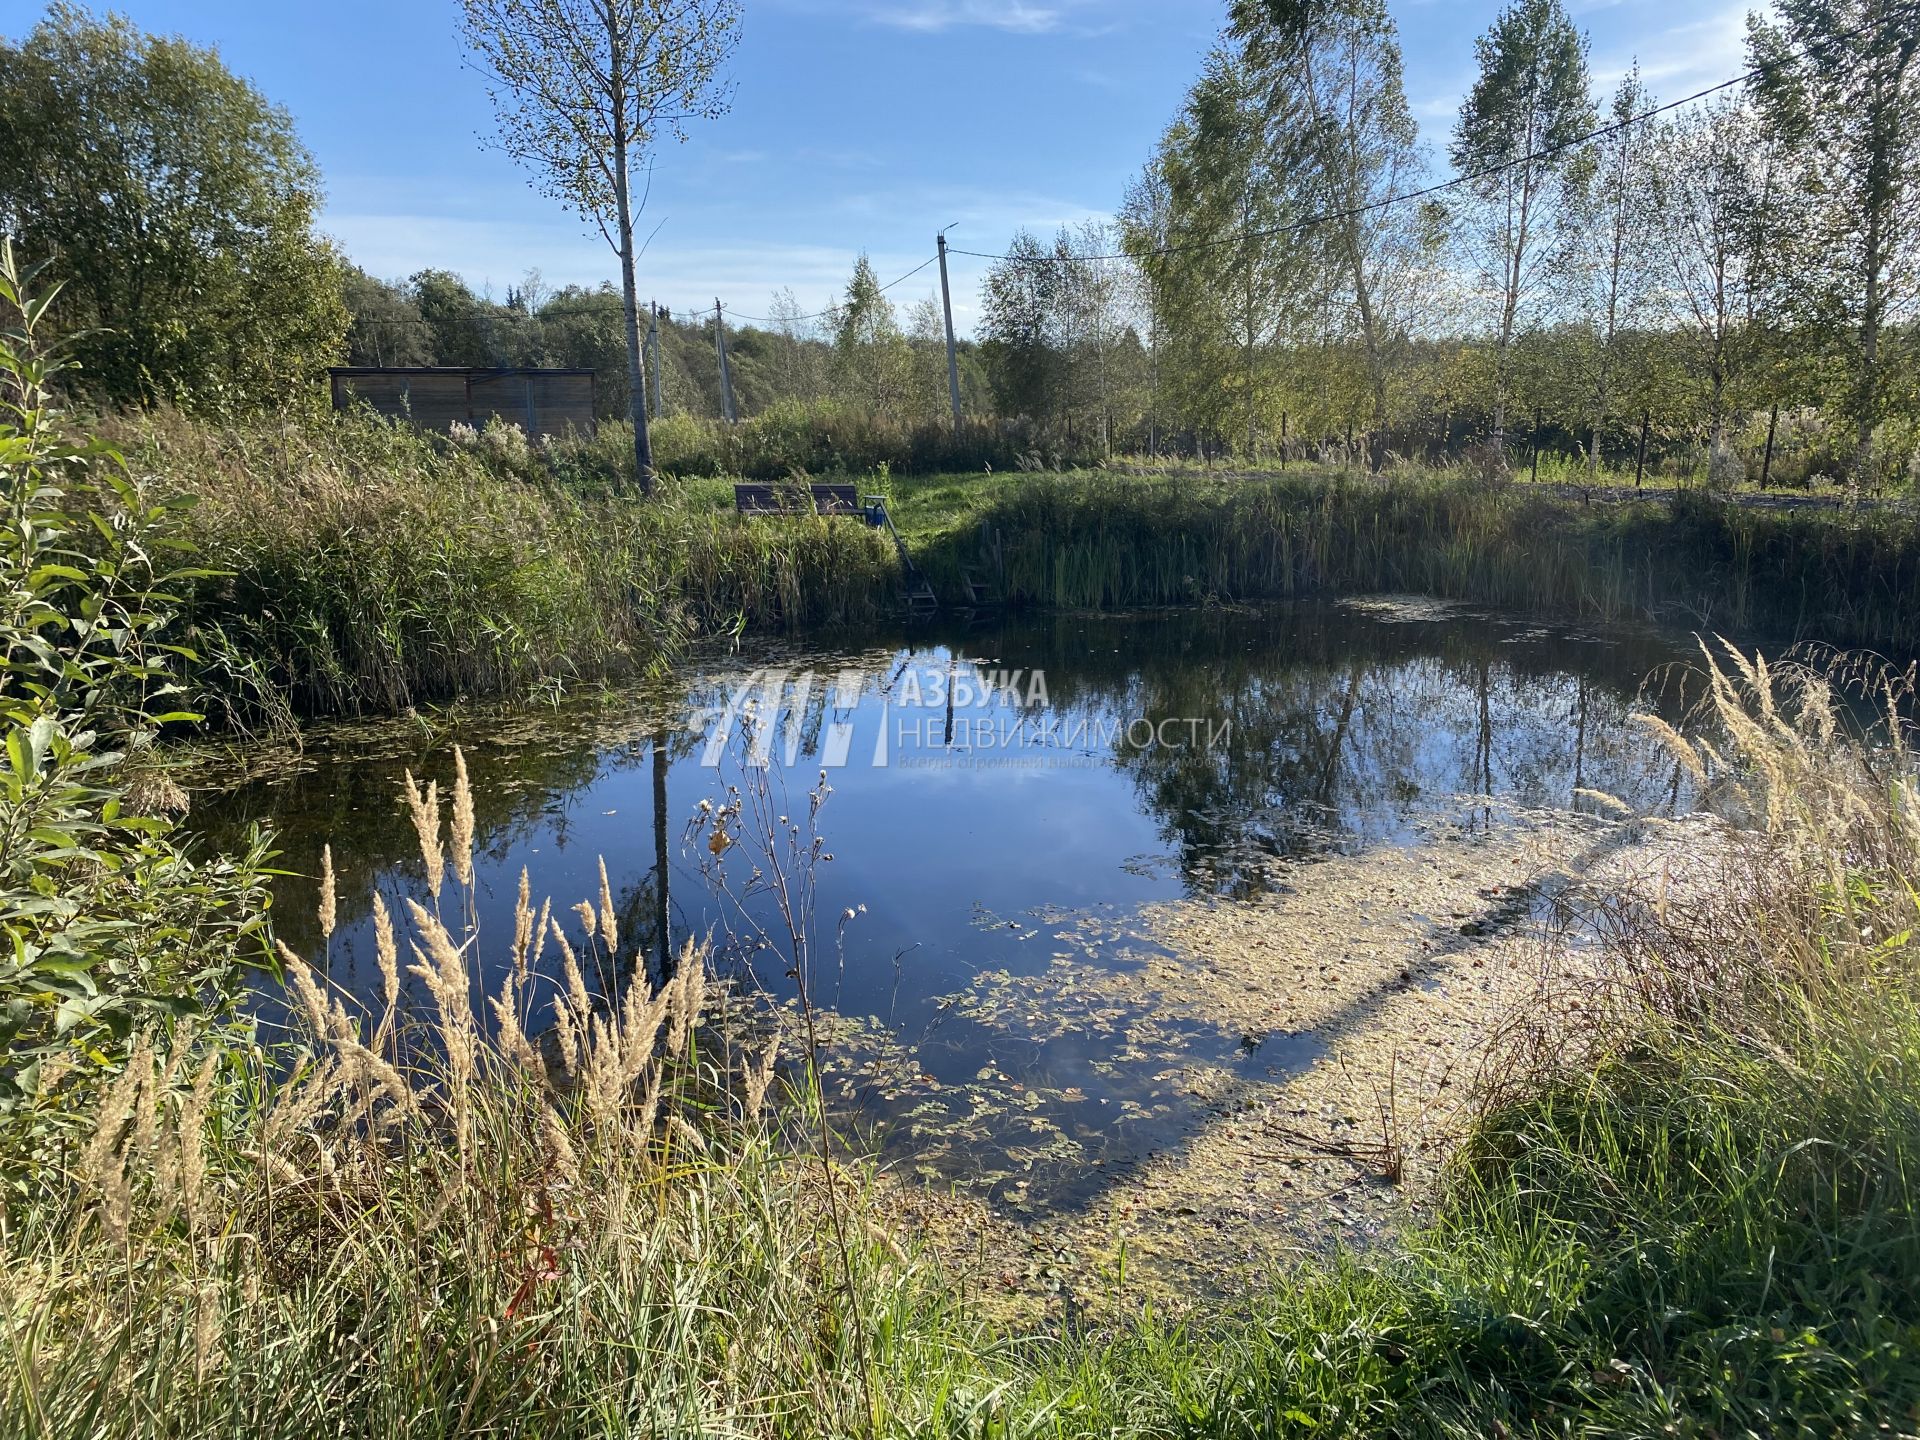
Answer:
[191,682,703,970]
[198,605,1706,997]
[933,607,1700,897]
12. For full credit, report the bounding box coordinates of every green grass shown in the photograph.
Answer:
[929,993,1920,1437]
[11,901,1914,1437]
[9,648,1920,1437]
[117,404,1920,723]
[898,469,1920,653]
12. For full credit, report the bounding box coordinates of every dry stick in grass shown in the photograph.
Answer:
[1371,1051,1404,1186]
[691,757,879,1435]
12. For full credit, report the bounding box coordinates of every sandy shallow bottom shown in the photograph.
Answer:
[880,805,1718,1323]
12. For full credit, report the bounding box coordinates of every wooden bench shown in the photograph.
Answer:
[734,482,861,517]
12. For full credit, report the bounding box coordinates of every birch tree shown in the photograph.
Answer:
[461,0,741,494]
[1119,161,1173,452]
[1144,50,1323,456]
[1231,0,1438,465]
[1449,0,1594,453]
[830,255,914,418]
[1751,0,1920,485]
[1573,68,1656,476]
[1649,99,1788,471]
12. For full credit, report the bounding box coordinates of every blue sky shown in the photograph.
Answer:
[4,0,1765,333]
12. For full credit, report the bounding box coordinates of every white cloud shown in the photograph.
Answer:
[1592,3,1764,100]
[864,0,1076,33]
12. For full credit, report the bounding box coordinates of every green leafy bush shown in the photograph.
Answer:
[0,241,272,1155]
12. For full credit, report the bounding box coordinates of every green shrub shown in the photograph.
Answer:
[0,242,272,1158]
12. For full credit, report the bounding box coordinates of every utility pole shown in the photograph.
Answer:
[937,229,963,430]
[714,299,737,424]
[1761,402,1780,489]
[647,303,664,418]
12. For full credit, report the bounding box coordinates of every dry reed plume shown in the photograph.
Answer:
[2,745,934,1438]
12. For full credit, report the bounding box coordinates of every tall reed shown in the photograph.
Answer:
[0,753,967,1437]
[113,409,902,721]
[932,472,1920,652]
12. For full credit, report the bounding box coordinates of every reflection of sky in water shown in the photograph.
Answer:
[194,600,1704,1210]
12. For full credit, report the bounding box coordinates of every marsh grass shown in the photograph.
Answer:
[116,410,903,722]
[0,752,975,1439]
[7,649,1920,1436]
[918,471,1920,652]
[116,406,1920,722]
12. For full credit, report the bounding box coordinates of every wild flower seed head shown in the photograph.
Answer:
[551,915,591,1041]
[451,746,475,891]
[491,971,538,1073]
[372,892,400,1016]
[598,856,618,957]
[540,1106,578,1183]
[512,867,534,985]
[744,1029,780,1123]
[193,1283,224,1382]
[178,1051,219,1233]
[401,771,445,900]
[318,844,337,941]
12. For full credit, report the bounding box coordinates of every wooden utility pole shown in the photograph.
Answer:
[647,303,664,418]
[1761,403,1780,488]
[936,230,963,430]
[713,299,736,423]
[1634,410,1651,487]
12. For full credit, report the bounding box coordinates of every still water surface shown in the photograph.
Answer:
[195,599,1703,1210]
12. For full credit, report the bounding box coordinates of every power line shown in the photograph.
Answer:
[947,0,1920,266]
[719,253,942,325]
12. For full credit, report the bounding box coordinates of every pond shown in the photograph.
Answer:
[193,598,1705,1216]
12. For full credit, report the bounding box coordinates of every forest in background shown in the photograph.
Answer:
[1,0,1917,487]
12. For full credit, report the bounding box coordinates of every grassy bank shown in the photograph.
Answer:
[111,406,1920,723]
[116,412,903,725]
[7,651,1919,1436]
[900,470,1920,653]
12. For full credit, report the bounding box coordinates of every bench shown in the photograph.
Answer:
[734,482,861,517]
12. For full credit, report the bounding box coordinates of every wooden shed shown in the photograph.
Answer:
[328,367,596,438]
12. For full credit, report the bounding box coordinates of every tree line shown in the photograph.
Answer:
[2,0,1916,486]
[338,258,995,429]
[1076,0,1919,486]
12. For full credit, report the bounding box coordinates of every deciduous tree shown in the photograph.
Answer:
[462,0,741,493]
[0,5,346,412]
[1449,0,1595,452]
[1231,0,1439,464]
[1751,0,1920,485]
